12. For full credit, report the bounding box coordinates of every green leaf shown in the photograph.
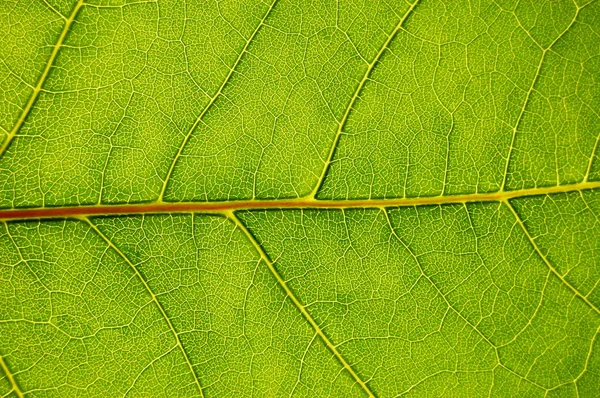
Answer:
[1,0,600,396]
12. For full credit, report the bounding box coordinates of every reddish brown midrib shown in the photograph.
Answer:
[0,181,598,220]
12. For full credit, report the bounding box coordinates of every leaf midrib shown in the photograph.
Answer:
[2,0,599,396]
[1,181,598,221]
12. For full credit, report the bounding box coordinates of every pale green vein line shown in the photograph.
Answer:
[3,221,53,307]
[395,370,453,398]
[495,363,549,393]
[83,217,205,398]
[585,133,600,182]
[545,323,600,396]
[574,325,600,395]
[501,6,582,190]
[124,345,179,397]
[383,208,551,394]
[496,270,551,350]
[500,50,547,191]
[383,210,500,360]
[227,211,375,398]
[0,353,24,398]
[0,0,84,159]
[290,332,318,398]
[41,0,67,21]
[507,8,543,50]
[157,0,279,202]
[504,200,600,316]
[309,0,420,199]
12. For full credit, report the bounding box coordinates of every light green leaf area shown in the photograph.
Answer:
[0,0,600,396]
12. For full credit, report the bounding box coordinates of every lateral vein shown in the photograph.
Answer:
[501,7,582,190]
[504,200,600,316]
[157,0,279,201]
[0,0,84,158]
[309,0,420,199]
[84,217,206,398]
[0,352,24,398]
[228,212,375,397]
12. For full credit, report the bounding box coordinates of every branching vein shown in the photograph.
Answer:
[309,0,420,199]
[501,5,583,190]
[1,181,598,221]
[227,211,375,397]
[84,217,205,398]
[157,0,279,202]
[504,200,600,316]
[0,0,84,159]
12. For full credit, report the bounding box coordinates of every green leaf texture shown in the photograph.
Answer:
[1,0,600,396]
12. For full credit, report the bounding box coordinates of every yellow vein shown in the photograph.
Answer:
[227,212,375,397]
[309,0,420,199]
[1,181,599,221]
[0,0,84,158]
[157,0,279,202]
[124,345,179,397]
[500,6,581,190]
[0,353,24,398]
[504,200,600,316]
[84,217,205,398]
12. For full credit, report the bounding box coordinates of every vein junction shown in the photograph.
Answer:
[0,181,598,220]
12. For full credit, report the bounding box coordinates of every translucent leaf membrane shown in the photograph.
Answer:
[164,0,411,201]
[240,200,600,396]
[506,1,600,190]
[0,0,599,396]
[0,216,361,397]
[512,190,600,309]
[318,0,543,199]
[0,0,65,134]
[0,220,200,396]
[2,0,597,206]
[0,0,411,206]
[0,0,272,206]
[318,0,600,199]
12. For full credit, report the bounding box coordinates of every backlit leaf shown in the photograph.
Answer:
[1,0,599,396]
